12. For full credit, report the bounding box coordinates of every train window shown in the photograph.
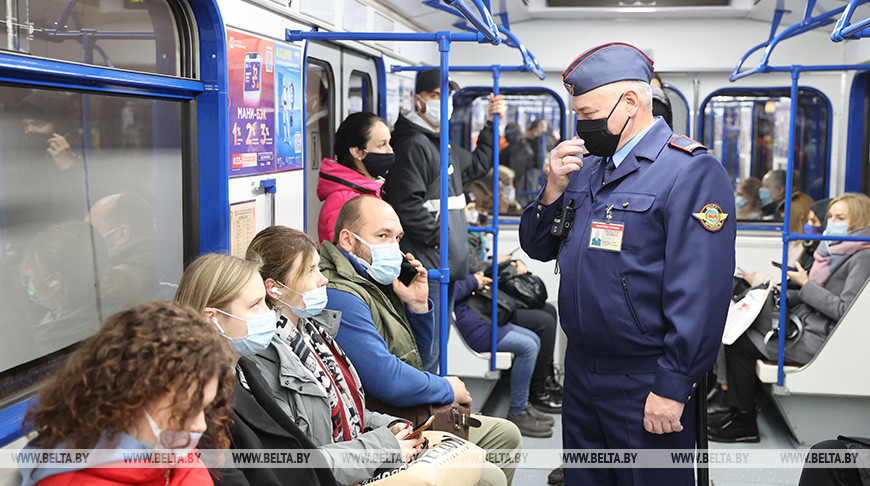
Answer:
[0,85,184,407]
[701,88,830,220]
[452,88,565,214]
[0,0,183,76]
[306,59,334,173]
[662,85,690,136]
[348,70,372,114]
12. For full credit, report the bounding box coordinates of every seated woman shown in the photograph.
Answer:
[176,252,422,486]
[735,176,763,220]
[317,112,394,243]
[244,227,424,481]
[709,193,870,443]
[18,301,235,486]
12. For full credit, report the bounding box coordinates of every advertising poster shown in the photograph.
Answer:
[274,42,304,171]
[227,28,275,177]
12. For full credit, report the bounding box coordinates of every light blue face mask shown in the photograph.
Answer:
[27,275,59,309]
[735,196,747,209]
[759,188,773,205]
[212,308,277,357]
[352,232,404,285]
[273,280,328,319]
[824,221,850,237]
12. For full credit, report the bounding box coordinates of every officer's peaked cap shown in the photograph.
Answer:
[562,42,654,96]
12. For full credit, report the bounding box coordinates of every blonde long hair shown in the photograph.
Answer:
[830,192,870,231]
[174,253,262,312]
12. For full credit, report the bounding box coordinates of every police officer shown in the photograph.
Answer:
[519,42,735,485]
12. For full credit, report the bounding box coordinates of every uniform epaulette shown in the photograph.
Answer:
[669,135,707,154]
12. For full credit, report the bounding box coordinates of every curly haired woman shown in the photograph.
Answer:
[18,301,235,486]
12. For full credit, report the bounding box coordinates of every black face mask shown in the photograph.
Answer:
[361,151,395,178]
[575,92,630,158]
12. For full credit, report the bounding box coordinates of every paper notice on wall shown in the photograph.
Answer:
[230,201,256,258]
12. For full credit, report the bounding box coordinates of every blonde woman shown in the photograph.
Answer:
[711,193,870,443]
[174,254,336,486]
[176,252,422,486]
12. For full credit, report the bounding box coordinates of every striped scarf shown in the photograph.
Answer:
[275,312,366,443]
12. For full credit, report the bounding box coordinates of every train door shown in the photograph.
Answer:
[304,44,378,241]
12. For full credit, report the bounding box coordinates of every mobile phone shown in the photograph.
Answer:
[771,261,798,272]
[403,415,435,440]
[243,52,262,106]
[398,256,418,286]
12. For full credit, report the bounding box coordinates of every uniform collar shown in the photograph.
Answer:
[612,119,655,168]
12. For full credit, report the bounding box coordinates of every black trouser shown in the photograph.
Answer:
[511,303,557,386]
[798,439,866,486]
[724,333,766,411]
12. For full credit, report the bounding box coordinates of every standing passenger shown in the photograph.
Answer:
[519,42,736,485]
[18,301,235,486]
[385,68,505,373]
[317,112,395,243]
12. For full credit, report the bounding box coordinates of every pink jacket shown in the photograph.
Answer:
[316,158,384,243]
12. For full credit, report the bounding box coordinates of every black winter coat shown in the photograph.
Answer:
[384,113,494,281]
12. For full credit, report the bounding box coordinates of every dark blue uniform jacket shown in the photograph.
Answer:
[519,118,736,403]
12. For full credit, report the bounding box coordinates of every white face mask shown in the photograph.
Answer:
[144,410,203,452]
[420,97,452,126]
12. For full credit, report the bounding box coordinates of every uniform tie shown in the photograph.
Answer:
[602,158,616,184]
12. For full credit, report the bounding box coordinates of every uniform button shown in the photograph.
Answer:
[536,213,540,219]
[282,379,290,386]
[537,205,543,210]
[298,385,304,392]
[623,201,629,208]
[692,382,697,388]
[601,181,606,186]
[687,396,692,401]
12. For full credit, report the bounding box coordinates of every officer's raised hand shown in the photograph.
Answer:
[541,137,586,205]
[643,392,685,434]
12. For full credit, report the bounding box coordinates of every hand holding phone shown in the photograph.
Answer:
[403,415,435,440]
[398,256,418,286]
[771,261,798,272]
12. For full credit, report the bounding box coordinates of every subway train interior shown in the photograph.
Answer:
[3,0,870,484]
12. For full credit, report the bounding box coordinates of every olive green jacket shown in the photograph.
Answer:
[319,241,423,370]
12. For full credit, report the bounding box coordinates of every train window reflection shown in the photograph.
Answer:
[452,90,564,215]
[662,85,689,136]
[0,85,184,407]
[0,0,183,76]
[348,70,371,114]
[306,59,333,174]
[701,88,830,221]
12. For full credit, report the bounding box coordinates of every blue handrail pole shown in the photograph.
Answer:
[438,32,452,376]
[490,66,501,372]
[286,30,489,44]
[778,67,801,386]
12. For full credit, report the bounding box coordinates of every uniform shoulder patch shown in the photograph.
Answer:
[692,203,727,232]
[669,135,707,154]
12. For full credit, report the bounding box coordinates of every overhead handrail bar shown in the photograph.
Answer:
[444,0,500,45]
[730,2,851,81]
[421,0,544,79]
[289,29,499,376]
[831,0,870,41]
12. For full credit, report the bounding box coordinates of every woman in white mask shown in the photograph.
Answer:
[174,253,337,486]
[711,192,870,443]
[244,226,425,486]
[18,301,234,486]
